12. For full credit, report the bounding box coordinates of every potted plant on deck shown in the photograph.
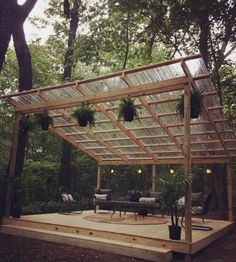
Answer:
[160,172,192,240]
[118,96,139,122]
[34,111,53,131]
[72,102,96,127]
[176,89,203,120]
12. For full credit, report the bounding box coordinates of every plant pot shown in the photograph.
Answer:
[190,104,201,119]
[41,120,50,130]
[11,208,21,218]
[168,225,181,240]
[78,116,88,127]
[124,110,134,122]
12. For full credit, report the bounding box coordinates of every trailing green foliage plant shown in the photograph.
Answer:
[176,89,203,120]
[118,96,139,122]
[72,102,96,127]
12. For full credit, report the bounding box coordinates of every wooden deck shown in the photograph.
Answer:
[0,211,234,262]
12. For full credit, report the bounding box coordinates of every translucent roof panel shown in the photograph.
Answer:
[2,54,236,164]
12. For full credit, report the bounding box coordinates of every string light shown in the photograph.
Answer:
[170,168,175,174]
[110,168,114,174]
[206,168,212,175]
[138,167,142,174]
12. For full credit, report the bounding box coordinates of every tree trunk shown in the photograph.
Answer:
[0,1,13,72]
[212,164,228,219]
[1,0,37,216]
[59,141,73,189]
[59,0,80,191]
[198,13,210,68]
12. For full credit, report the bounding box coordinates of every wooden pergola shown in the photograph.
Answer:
[1,54,235,245]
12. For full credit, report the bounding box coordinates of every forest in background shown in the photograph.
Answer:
[0,0,235,216]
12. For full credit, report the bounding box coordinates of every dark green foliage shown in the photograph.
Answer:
[118,97,139,122]
[176,89,203,120]
[19,115,34,133]
[72,102,96,127]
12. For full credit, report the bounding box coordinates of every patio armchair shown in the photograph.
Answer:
[58,186,83,215]
[180,192,213,231]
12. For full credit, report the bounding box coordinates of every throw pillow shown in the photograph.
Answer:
[61,193,69,203]
[177,197,185,207]
[67,194,75,202]
[139,197,156,203]
[95,193,107,200]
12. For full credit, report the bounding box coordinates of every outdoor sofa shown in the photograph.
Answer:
[93,189,166,217]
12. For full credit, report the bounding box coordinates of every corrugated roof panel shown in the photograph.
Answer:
[98,132,128,140]
[81,77,127,93]
[131,128,166,137]
[84,142,106,148]
[53,116,71,125]
[108,140,135,147]
[73,134,94,141]
[186,57,208,78]
[118,147,144,154]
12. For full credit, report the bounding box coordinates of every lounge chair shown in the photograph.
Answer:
[58,186,83,215]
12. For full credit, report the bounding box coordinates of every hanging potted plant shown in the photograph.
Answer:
[72,102,96,127]
[19,115,34,133]
[159,171,192,240]
[118,96,139,122]
[34,111,53,131]
[176,89,203,120]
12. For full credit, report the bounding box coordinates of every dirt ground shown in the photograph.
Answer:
[0,224,236,262]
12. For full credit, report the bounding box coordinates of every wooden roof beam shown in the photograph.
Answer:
[13,77,188,113]
[98,156,230,165]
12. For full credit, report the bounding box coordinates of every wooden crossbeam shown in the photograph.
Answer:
[98,155,230,165]
[11,77,188,113]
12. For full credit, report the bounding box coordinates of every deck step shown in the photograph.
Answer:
[1,224,173,262]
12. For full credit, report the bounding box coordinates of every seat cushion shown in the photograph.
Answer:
[95,193,108,200]
[139,197,156,203]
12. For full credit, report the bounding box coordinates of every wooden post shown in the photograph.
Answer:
[227,163,233,221]
[184,84,192,242]
[5,113,21,217]
[152,164,156,192]
[97,165,101,189]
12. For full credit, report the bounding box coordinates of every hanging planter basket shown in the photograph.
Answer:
[118,97,139,122]
[176,89,203,120]
[34,111,53,131]
[72,102,96,128]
